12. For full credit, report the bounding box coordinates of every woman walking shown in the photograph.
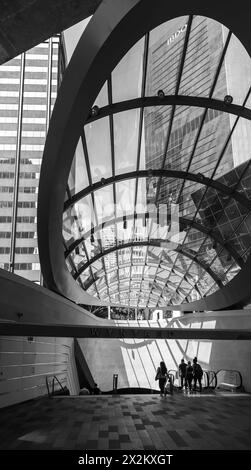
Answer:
[155,361,168,396]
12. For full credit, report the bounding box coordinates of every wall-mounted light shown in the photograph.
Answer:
[91,105,99,117]
[224,95,233,105]
[157,89,165,98]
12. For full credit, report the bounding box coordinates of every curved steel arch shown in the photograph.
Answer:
[88,261,195,282]
[64,169,251,212]
[86,95,251,124]
[74,240,223,287]
[83,259,196,291]
[37,0,251,310]
[65,212,243,266]
[96,279,188,300]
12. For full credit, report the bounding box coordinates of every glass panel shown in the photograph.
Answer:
[69,194,96,241]
[112,38,144,102]
[180,180,205,219]
[214,117,251,179]
[188,110,231,177]
[85,117,112,183]
[146,16,189,96]
[179,17,228,97]
[93,81,108,108]
[144,106,172,170]
[68,138,89,196]
[136,177,147,212]
[114,109,140,174]
[213,32,251,106]
[63,208,74,244]
[71,245,88,270]
[116,180,136,216]
[94,185,115,225]
[197,272,214,294]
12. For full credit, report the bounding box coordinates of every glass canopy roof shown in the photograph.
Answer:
[63,15,251,308]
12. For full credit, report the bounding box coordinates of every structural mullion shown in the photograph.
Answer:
[137,245,150,308]
[128,34,150,306]
[154,15,193,203]
[107,75,120,304]
[168,56,249,291]
[145,16,193,293]
[176,30,232,205]
[167,30,232,280]
[145,247,165,307]
[81,130,110,301]
[10,52,26,274]
[175,86,251,291]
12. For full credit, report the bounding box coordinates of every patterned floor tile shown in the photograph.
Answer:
[1,393,251,450]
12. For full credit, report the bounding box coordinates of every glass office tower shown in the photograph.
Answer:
[0,36,62,282]
[143,16,251,301]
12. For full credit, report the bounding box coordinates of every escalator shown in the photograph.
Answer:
[215,369,244,392]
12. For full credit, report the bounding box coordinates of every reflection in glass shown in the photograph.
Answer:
[112,38,144,102]
[63,14,251,307]
[85,117,112,183]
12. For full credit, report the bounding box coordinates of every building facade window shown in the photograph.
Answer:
[0,35,61,283]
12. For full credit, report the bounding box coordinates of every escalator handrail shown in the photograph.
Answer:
[215,369,243,388]
[168,368,209,388]
[204,370,217,389]
[205,370,217,389]
[168,369,178,378]
[203,370,209,389]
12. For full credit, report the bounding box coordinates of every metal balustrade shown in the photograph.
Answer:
[216,369,243,391]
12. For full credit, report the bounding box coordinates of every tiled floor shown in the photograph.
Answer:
[1,392,251,450]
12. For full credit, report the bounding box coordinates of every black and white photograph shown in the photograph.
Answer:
[0,0,251,463]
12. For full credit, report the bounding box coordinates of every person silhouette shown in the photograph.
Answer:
[178,358,187,389]
[155,361,168,397]
[186,361,193,392]
[193,357,203,392]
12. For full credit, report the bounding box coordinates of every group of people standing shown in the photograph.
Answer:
[178,357,203,392]
[155,357,203,396]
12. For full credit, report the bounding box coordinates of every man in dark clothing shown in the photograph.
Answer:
[178,358,187,389]
[193,358,203,392]
[186,361,193,391]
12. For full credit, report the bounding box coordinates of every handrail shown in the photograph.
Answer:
[46,374,68,397]
[216,369,243,389]
[206,370,217,389]
[201,370,209,388]
[167,368,218,390]
[168,368,209,388]
[168,369,178,379]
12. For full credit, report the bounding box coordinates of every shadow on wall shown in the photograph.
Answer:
[78,312,251,393]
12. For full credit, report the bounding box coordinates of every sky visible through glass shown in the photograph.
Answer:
[63,15,251,308]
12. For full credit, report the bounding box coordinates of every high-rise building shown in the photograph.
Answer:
[0,36,62,282]
[145,16,251,201]
[144,15,251,301]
